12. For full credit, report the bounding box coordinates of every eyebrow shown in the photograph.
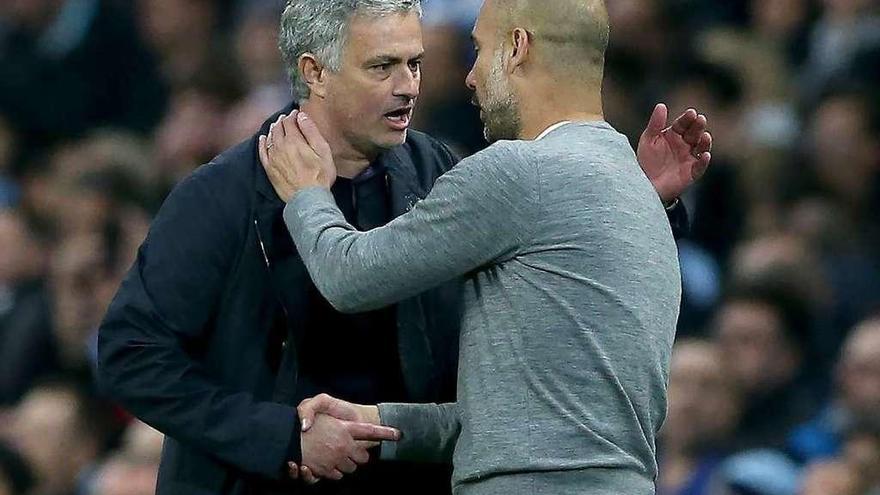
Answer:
[364,52,424,66]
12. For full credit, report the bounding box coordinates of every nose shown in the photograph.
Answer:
[465,64,476,91]
[393,67,420,100]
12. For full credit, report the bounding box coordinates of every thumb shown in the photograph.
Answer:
[644,103,668,138]
[298,396,321,432]
[299,394,356,431]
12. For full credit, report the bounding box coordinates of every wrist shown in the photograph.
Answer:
[361,405,380,425]
[291,182,328,199]
[284,184,313,203]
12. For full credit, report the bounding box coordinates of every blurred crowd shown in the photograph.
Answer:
[1,0,879,494]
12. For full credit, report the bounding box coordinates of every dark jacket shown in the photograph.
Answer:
[97,108,462,495]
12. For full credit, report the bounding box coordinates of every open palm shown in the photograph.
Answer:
[637,104,713,204]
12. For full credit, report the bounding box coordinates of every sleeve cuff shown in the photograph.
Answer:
[285,415,303,464]
[378,403,402,461]
[237,402,301,480]
[665,198,690,240]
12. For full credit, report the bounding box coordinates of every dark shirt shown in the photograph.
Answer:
[293,166,443,495]
[299,165,408,405]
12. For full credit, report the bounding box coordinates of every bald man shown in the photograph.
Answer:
[262,0,709,493]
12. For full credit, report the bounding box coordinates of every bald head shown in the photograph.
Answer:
[467,0,609,141]
[493,0,609,81]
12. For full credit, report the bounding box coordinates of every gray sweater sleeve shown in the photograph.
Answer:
[377,402,460,463]
[282,143,539,313]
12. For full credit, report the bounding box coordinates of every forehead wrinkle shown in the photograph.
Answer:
[343,13,422,62]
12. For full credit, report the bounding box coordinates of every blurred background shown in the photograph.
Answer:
[1,0,879,494]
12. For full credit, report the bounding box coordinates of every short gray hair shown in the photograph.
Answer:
[279,0,422,101]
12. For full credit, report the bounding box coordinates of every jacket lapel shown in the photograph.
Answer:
[254,202,310,404]
[383,145,427,218]
[380,147,441,402]
[252,109,312,403]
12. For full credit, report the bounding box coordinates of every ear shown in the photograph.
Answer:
[507,27,531,73]
[299,53,328,99]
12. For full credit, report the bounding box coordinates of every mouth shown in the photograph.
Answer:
[383,107,413,131]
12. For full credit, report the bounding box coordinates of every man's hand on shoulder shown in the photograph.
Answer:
[259,110,337,202]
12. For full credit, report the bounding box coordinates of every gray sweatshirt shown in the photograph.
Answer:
[283,121,681,494]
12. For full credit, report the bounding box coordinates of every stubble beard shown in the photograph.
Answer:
[480,49,522,143]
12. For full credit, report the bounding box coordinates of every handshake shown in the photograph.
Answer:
[288,394,397,484]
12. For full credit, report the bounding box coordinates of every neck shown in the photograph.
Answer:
[514,77,604,140]
[299,99,376,179]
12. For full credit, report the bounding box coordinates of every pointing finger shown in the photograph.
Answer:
[344,421,400,441]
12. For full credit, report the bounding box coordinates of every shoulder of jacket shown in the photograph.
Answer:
[403,130,460,170]
[161,138,258,229]
[181,138,256,200]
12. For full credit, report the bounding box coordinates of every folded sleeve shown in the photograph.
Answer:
[377,402,461,464]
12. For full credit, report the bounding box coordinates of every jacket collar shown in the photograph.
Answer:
[254,103,296,205]
[382,141,429,218]
[254,104,427,213]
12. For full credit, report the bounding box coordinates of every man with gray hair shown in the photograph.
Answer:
[98,0,710,494]
[263,0,711,493]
